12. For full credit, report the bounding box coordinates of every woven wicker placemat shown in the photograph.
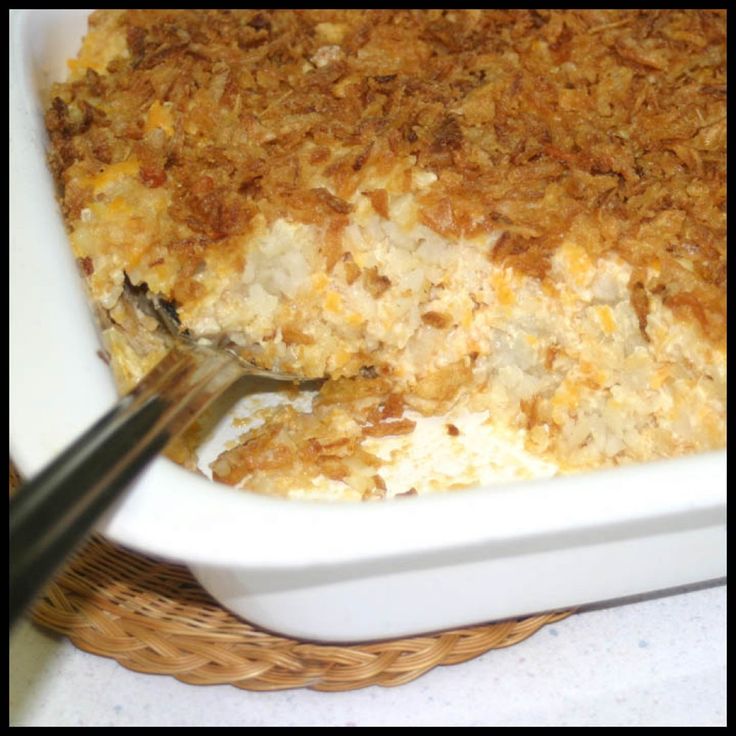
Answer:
[11,463,573,691]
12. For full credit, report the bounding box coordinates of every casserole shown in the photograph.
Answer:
[10,10,726,642]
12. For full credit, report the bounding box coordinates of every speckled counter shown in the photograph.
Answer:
[9,581,725,726]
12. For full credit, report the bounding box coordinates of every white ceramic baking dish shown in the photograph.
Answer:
[10,10,726,643]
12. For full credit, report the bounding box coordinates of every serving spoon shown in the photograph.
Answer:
[9,290,313,629]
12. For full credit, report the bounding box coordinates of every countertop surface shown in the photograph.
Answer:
[9,580,725,726]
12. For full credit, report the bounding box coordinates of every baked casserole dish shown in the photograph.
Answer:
[44,9,726,501]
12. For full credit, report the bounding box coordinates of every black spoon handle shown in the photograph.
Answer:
[9,344,241,629]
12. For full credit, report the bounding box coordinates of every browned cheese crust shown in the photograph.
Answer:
[46,9,725,350]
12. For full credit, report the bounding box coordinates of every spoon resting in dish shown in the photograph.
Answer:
[9,287,315,630]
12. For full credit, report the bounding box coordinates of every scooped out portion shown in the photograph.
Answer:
[47,10,726,498]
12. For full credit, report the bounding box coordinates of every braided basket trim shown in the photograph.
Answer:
[30,535,572,691]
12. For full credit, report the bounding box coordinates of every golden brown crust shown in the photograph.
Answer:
[209,377,411,490]
[47,9,726,349]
